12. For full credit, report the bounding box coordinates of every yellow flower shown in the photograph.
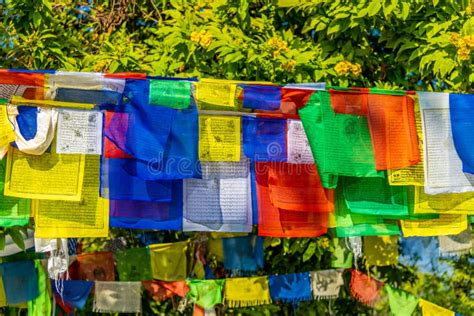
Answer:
[467,4,472,15]
[319,237,330,250]
[282,60,297,72]
[458,47,471,61]
[351,63,362,76]
[190,31,201,43]
[199,32,212,48]
[449,33,460,46]
[463,35,474,49]
[268,37,290,55]
[334,61,351,75]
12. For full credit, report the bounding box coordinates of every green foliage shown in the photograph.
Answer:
[0,0,472,315]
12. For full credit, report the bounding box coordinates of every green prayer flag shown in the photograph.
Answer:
[330,238,353,268]
[343,175,409,217]
[149,80,191,109]
[0,159,30,227]
[385,285,419,316]
[186,279,225,309]
[115,247,153,281]
[28,260,51,316]
[298,90,381,189]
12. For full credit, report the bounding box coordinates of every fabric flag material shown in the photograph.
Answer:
[93,281,141,313]
[240,85,281,111]
[52,280,93,310]
[449,93,474,174]
[242,116,287,162]
[195,79,238,110]
[268,273,312,303]
[186,279,225,309]
[4,147,85,201]
[0,106,14,149]
[363,236,399,266]
[331,238,354,268]
[298,90,380,188]
[0,261,39,304]
[149,241,188,281]
[329,88,369,115]
[198,115,241,162]
[256,162,330,237]
[73,251,116,281]
[287,119,314,164]
[149,79,192,109]
[401,214,467,237]
[385,285,419,316]
[388,94,424,186]
[419,299,455,316]
[438,229,472,257]
[310,269,344,299]
[350,270,383,307]
[0,159,30,227]
[224,276,272,308]
[418,92,474,194]
[115,247,153,281]
[183,177,252,232]
[342,176,409,217]
[201,155,249,179]
[366,90,420,170]
[414,187,474,215]
[33,155,109,238]
[27,260,51,316]
[222,235,264,275]
[142,280,189,302]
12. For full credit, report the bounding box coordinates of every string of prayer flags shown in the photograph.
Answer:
[33,155,109,238]
[310,269,344,300]
[149,79,192,109]
[385,285,419,316]
[52,280,94,311]
[438,229,472,257]
[0,159,30,227]
[350,270,384,307]
[330,238,354,269]
[268,272,312,303]
[419,299,455,316]
[418,92,474,194]
[149,241,189,281]
[240,84,281,111]
[142,280,189,302]
[449,93,474,174]
[115,247,153,281]
[183,177,251,232]
[242,116,287,162]
[72,251,116,281]
[401,214,467,237]
[224,276,272,308]
[222,235,264,275]
[198,115,241,162]
[186,279,225,309]
[93,281,141,313]
[298,90,380,188]
[4,147,85,201]
[195,79,238,110]
[0,261,39,305]
[363,236,399,266]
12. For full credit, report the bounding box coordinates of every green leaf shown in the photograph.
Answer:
[33,12,41,28]
[367,1,382,17]
[0,234,5,251]
[400,2,410,20]
[270,238,281,247]
[9,229,25,250]
[303,242,316,262]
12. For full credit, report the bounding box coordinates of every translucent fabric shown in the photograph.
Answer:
[329,88,369,115]
[143,280,189,302]
[103,111,132,158]
[93,281,141,313]
[149,79,192,109]
[73,251,115,281]
[109,180,182,230]
[280,88,317,113]
[298,91,380,188]
[242,116,287,162]
[198,115,241,162]
[0,71,44,101]
[401,214,467,237]
[0,261,38,304]
[385,285,419,316]
[195,79,238,110]
[342,176,409,217]
[256,162,330,237]
[350,270,384,307]
[240,84,281,111]
[28,261,51,316]
[310,269,344,299]
[115,247,153,281]
[0,159,30,227]
[102,158,173,201]
[414,186,474,215]
[449,93,474,173]
[104,79,200,180]
[367,90,420,170]
[149,241,188,281]
[419,299,454,316]
[363,236,399,266]
[51,280,93,310]
[269,273,312,303]
[222,236,264,275]
[186,279,225,309]
[224,276,272,308]
[418,92,474,194]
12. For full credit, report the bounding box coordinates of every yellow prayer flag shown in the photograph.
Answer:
[0,277,6,307]
[198,115,241,162]
[363,236,399,266]
[0,106,14,149]
[149,241,188,281]
[33,155,109,238]
[224,276,272,308]
[388,95,424,186]
[195,81,238,110]
[414,186,474,214]
[419,299,454,316]
[10,96,95,110]
[4,147,85,201]
[401,214,467,237]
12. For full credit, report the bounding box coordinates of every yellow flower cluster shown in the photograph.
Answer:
[449,33,473,61]
[319,237,330,250]
[190,30,213,48]
[282,59,297,72]
[466,2,473,15]
[267,37,289,57]
[334,61,362,76]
